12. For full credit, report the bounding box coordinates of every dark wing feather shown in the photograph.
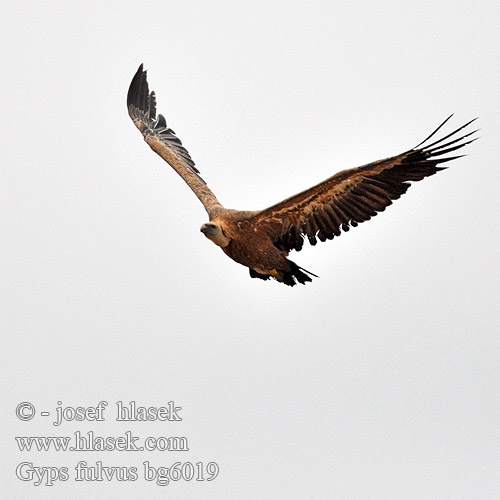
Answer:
[249,116,478,252]
[127,65,222,217]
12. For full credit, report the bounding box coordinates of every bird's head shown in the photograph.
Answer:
[200,222,231,247]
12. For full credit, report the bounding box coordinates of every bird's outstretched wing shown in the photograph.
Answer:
[127,65,222,217]
[249,116,478,252]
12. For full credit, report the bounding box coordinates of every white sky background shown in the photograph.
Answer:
[1,0,499,498]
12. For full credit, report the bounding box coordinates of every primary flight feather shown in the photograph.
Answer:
[127,64,478,286]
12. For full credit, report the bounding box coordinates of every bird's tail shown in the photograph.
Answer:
[282,261,318,287]
[249,261,318,286]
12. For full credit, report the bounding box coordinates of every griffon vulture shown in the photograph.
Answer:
[127,65,477,286]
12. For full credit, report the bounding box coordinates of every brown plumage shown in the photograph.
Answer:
[127,65,478,286]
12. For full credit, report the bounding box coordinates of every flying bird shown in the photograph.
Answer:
[127,65,477,286]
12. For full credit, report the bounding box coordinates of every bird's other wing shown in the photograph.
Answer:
[249,116,478,252]
[127,64,223,218]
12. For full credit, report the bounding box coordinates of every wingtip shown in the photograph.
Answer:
[434,154,466,164]
[132,63,145,81]
[413,114,454,149]
[127,63,153,115]
[135,63,145,76]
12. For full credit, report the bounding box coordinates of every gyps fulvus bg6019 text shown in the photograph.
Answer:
[127,65,477,286]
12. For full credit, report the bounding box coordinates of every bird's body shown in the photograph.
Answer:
[204,210,311,285]
[127,65,477,286]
